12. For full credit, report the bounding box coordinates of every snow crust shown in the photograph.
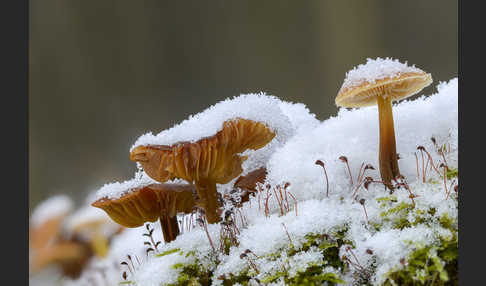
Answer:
[31,195,73,228]
[340,57,425,92]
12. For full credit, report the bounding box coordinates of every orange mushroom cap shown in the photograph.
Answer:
[130,118,276,185]
[130,118,276,223]
[336,72,432,108]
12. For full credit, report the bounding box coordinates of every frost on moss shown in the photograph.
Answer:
[160,184,457,286]
[383,232,457,286]
[378,196,458,285]
[209,229,349,286]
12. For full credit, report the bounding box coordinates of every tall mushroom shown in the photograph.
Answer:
[130,118,276,223]
[335,58,432,188]
[93,183,196,243]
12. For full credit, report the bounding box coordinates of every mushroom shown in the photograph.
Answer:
[130,118,276,223]
[30,195,73,252]
[92,183,196,243]
[335,58,432,188]
[233,167,267,204]
[65,206,121,258]
[29,196,93,279]
[30,238,92,279]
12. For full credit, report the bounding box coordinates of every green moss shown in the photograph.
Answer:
[217,271,252,286]
[384,240,457,286]
[375,183,458,285]
[380,202,414,218]
[286,266,346,285]
[158,181,457,286]
[446,167,458,180]
[382,209,458,286]
[164,260,213,286]
[157,248,182,257]
[118,281,135,285]
[215,230,350,285]
[259,230,349,285]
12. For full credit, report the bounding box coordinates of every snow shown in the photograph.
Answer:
[132,225,218,286]
[93,170,159,201]
[266,77,458,202]
[131,93,294,150]
[129,94,319,177]
[31,195,73,228]
[339,57,425,93]
[33,77,457,286]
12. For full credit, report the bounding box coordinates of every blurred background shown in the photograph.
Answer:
[29,0,457,211]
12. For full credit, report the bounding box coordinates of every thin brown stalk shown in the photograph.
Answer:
[287,192,298,216]
[282,223,293,245]
[414,152,420,181]
[315,160,329,197]
[445,179,456,200]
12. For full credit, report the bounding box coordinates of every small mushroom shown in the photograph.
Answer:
[233,167,267,204]
[29,196,93,279]
[130,118,276,223]
[92,183,196,243]
[335,59,432,188]
[30,195,73,252]
[30,238,92,279]
[65,206,121,258]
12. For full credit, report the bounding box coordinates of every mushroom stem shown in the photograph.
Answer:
[90,229,109,258]
[160,215,180,243]
[196,181,221,224]
[377,96,400,189]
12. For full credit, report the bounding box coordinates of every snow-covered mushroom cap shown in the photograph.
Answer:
[30,195,74,252]
[335,57,433,188]
[31,195,73,229]
[92,183,196,228]
[131,118,277,224]
[93,182,196,243]
[130,118,276,184]
[336,57,432,108]
[130,93,295,173]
